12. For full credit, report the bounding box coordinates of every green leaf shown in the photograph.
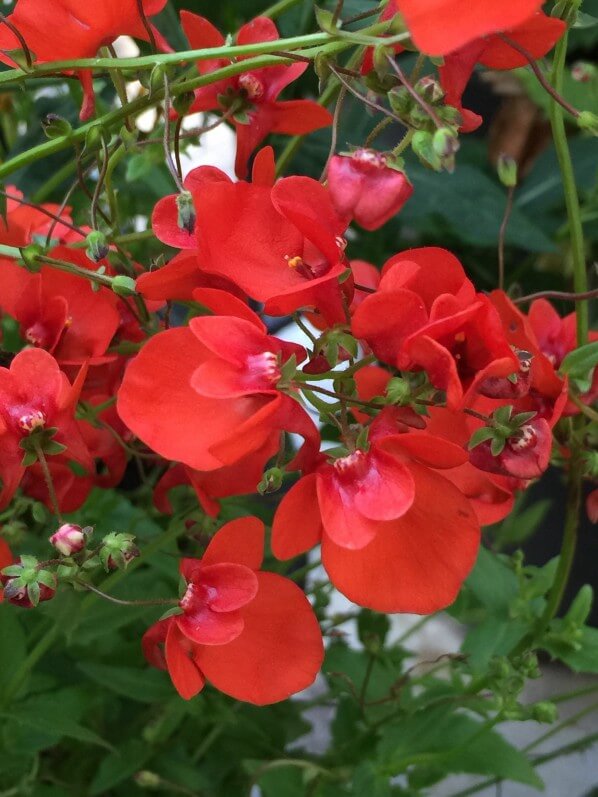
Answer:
[0,709,112,750]
[352,762,391,796]
[468,427,495,450]
[544,626,598,673]
[462,618,528,671]
[463,547,518,616]
[77,661,175,703]
[574,11,598,27]
[378,706,542,787]
[560,341,598,391]
[0,606,27,701]
[90,739,151,795]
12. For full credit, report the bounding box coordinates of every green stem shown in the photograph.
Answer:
[31,440,63,523]
[535,438,583,630]
[549,31,588,346]
[0,625,58,707]
[0,45,351,181]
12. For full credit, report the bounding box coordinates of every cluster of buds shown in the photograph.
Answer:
[99,532,139,571]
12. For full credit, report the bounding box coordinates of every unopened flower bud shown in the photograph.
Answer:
[257,466,284,495]
[176,191,196,236]
[111,275,137,297]
[172,91,195,117]
[19,243,43,273]
[577,111,598,136]
[86,231,109,263]
[497,153,518,188]
[386,377,411,405]
[49,524,87,556]
[42,114,72,139]
[571,61,596,83]
[531,701,558,724]
[99,532,139,571]
[415,76,444,104]
[432,127,460,161]
[587,489,598,524]
[135,771,162,790]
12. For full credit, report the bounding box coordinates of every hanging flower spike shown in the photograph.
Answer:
[179,12,332,178]
[142,517,324,704]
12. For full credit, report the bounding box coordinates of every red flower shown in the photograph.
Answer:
[142,517,323,703]
[0,348,91,510]
[439,13,566,131]
[0,0,168,119]
[392,0,546,56]
[272,408,480,613]
[194,173,349,322]
[180,13,332,178]
[117,294,320,474]
[326,150,413,230]
[0,249,120,364]
[587,489,598,524]
[352,248,518,408]
[0,187,80,247]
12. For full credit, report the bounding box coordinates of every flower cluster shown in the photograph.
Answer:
[0,1,594,710]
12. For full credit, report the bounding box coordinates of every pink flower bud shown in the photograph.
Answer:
[469,418,552,480]
[587,489,598,524]
[49,524,87,556]
[327,150,413,230]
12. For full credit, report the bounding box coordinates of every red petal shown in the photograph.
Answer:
[394,0,544,56]
[271,473,323,560]
[176,605,244,645]
[267,100,333,135]
[479,13,566,70]
[193,562,258,612]
[322,463,480,613]
[202,516,265,570]
[194,572,323,704]
[165,621,206,700]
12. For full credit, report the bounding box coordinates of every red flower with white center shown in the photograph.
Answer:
[0,249,120,364]
[142,517,323,703]
[117,295,320,474]
[272,408,480,613]
[0,348,91,510]
[326,149,413,230]
[179,13,332,178]
[0,0,169,119]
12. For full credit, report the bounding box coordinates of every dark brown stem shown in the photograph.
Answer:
[31,440,63,523]
[498,185,515,290]
[299,382,381,409]
[90,136,110,230]
[386,55,444,129]
[321,84,347,181]
[514,287,598,304]
[498,34,580,119]
[0,13,33,68]
[135,0,157,53]
[162,75,185,192]
[173,116,184,180]
[328,62,403,125]
[77,579,178,607]
[343,4,383,25]
[0,190,85,238]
